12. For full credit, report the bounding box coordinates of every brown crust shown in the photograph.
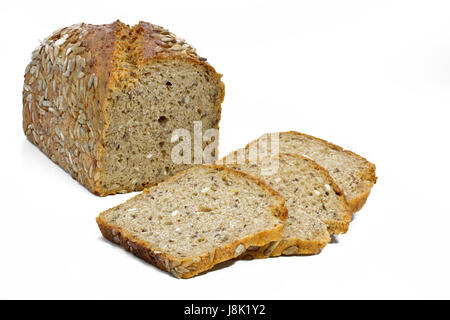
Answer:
[23,20,225,197]
[23,22,119,194]
[241,237,329,259]
[249,131,377,213]
[347,190,372,213]
[96,164,288,278]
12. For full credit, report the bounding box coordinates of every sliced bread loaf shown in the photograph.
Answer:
[247,132,377,213]
[96,165,287,278]
[221,152,351,258]
[23,21,224,196]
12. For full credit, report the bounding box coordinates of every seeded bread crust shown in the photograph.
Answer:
[96,164,288,279]
[23,20,225,196]
[242,238,328,259]
[246,131,377,213]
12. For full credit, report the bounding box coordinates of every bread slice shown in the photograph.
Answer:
[23,21,224,196]
[96,165,287,278]
[247,132,377,213]
[220,152,350,258]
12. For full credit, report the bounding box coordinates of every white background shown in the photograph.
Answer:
[1,0,449,299]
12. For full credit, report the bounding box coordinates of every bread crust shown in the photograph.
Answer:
[241,238,329,259]
[96,164,288,278]
[23,22,118,194]
[347,190,372,213]
[23,20,225,197]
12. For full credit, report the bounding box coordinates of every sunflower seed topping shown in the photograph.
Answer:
[88,73,95,90]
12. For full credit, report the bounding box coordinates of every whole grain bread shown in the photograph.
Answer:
[220,152,351,258]
[96,165,287,278]
[246,132,377,213]
[23,20,225,196]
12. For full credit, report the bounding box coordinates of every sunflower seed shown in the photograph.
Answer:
[48,107,58,117]
[234,244,245,257]
[88,164,94,178]
[88,73,95,90]
[55,34,69,47]
[282,246,299,256]
[170,44,183,51]
[264,240,281,256]
[67,58,75,72]
[76,55,85,71]
[32,130,39,142]
[30,66,38,75]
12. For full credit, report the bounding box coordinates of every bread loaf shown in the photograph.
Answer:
[23,21,225,196]
[96,165,287,278]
